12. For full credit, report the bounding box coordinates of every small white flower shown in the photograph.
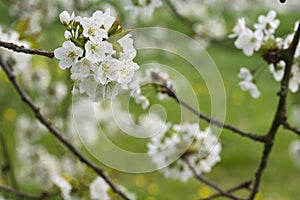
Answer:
[59,11,74,25]
[118,34,137,60]
[254,10,280,37]
[229,18,247,38]
[235,29,263,56]
[89,177,110,200]
[54,41,83,69]
[103,81,121,99]
[238,67,252,82]
[289,64,300,93]
[239,81,261,99]
[100,57,122,83]
[117,61,139,85]
[92,9,115,30]
[52,175,72,200]
[269,61,285,81]
[71,58,94,81]
[85,40,113,63]
[79,76,103,101]
[135,94,150,110]
[289,140,300,169]
[81,17,108,41]
[238,67,261,98]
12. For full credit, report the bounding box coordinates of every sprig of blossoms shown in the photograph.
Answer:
[54,9,139,101]
[148,122,221,182]
[232,11,300,95]
[129,68,174,110]
[230,10,280,56]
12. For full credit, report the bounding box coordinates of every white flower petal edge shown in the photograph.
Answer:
[54,40,83,70]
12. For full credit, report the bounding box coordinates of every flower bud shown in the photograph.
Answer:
[59,11,73,25]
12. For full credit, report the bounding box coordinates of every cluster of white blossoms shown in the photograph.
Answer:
[230,10,280,56]
[148,122,221,182]
[129,68,174,110]
[124,0,163,18]
[231,10,300,97]
[54,9,139,101]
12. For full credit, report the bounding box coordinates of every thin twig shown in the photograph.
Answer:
[0,185,54,200]
[160,85,265,142]
[283,121,300,136]
[202,180,252,200]
[0,40,54,58]
[164,0,195,27]
[0,56,131,200]
[182,156,241,200]
[249,22,300,199]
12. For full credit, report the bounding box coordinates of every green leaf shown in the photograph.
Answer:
[107,29,131,43]
[14,18,30,35]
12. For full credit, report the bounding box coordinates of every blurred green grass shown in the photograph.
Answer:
[0,2,300,200]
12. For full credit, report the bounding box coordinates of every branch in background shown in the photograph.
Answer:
[164,0,195,27]
[202,180,252,200]
[0,56,131,200]
[0,40,54,58]
[182,156,241,200]
[0,130,18,192]
[249,21,300,199]
[0,185,54,200]
[283,122,300,136]
[160,85,265,142]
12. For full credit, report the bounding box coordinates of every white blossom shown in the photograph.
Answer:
[237,67,261,99]
[254,10,280,37]
[239,81,261,99]
[92,9,115,30]
[52,175,72,200]
[70,58,94,80]
[89,177,110,200]
[54,40,83,69]
[81,17,108,41]
[59,11,74,24]
[238,67,253,82]
[229,18,247,38]
[269,61,285,81]
[85,40,113,63]
[289,64,300,93]
[234,29,263,56]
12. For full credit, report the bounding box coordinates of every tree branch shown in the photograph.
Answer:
[163,0,195,27]
[202,180,252,200]
[160,85,265,142]
[0,40,54,58]
[283,121,300,136]
[0,185,54,200]
[0,56,131,200]
[249,21,300,199]
[182,156,241,200]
